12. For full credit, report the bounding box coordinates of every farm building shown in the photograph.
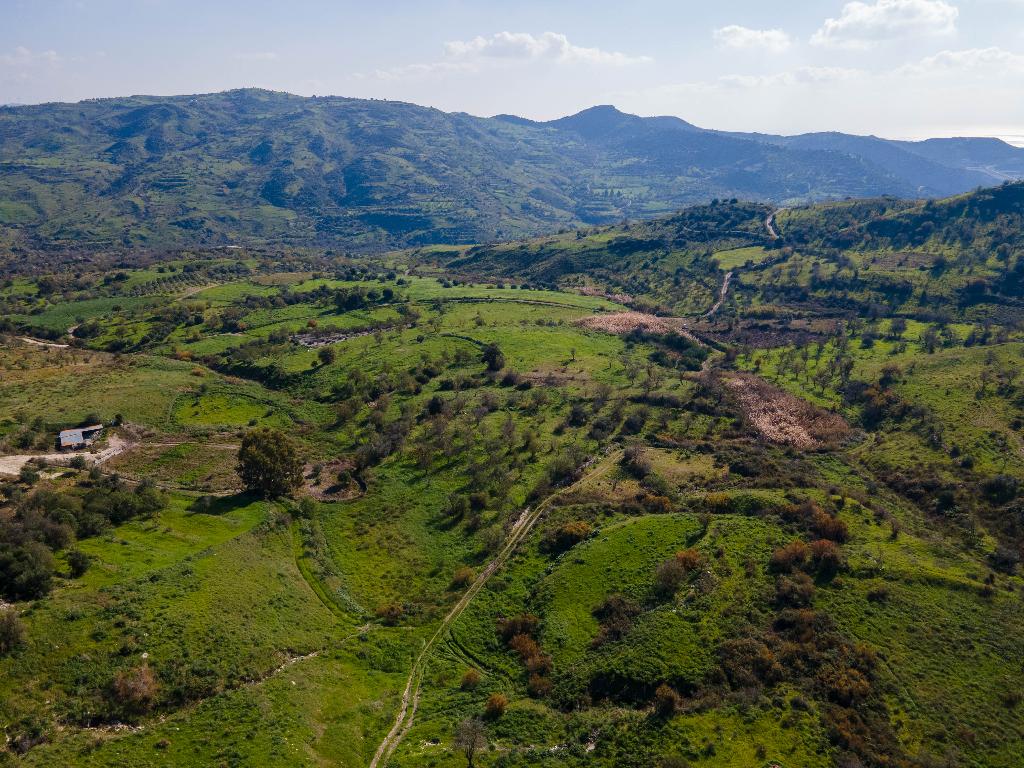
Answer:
[58,424,104,450]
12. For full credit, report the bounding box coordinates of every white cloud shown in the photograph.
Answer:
[901,46,1024,73]
[0,47,60,67]
[713,25,792,53]
[369,31,650,80]
[811,0,958,48]
[717,66,863,89]
[443,31,651,66]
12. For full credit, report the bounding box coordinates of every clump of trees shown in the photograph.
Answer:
[0,478,165,601]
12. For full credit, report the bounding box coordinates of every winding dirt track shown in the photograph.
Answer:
[368,452,619,768]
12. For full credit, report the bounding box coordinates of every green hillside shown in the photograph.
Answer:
[1,184,1023,767]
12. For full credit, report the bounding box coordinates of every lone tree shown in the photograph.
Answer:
[453,717,487,767]
[237,427,304,498]
[481,343,505,372]
[317,346,336,366]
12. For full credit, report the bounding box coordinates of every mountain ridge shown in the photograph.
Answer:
[1,88,1022,255]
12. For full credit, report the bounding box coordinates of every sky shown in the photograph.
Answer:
[2,0,1024,142]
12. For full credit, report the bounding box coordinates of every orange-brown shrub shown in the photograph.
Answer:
[770,540,810,572]
[484,692,508,719]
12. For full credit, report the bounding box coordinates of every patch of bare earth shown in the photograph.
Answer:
[305,458,361,501]
[577,312,699,343]
[577,287,636,305]
[724,374,849,449]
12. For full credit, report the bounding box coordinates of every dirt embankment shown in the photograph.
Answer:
[724,374,849,450]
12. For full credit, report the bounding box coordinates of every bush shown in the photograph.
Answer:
[482,343,505,372]
[770,540,810,573]
[484,692,508,719]
[527,673,553,698]
[0,541,55,601]
[981,474,1019,505]
[655,549,703,598]
[450,566,475,589]
[461,668,482,690]
[653,683,682,717]
[618,448,651,479]
[542,520,592,553]
[811,509,849,543]
[67,549,90,577]
[0,608,26,655]
[775,573,815,607]
[592,594,641,646]
[112,664,158,712]
[375,603,404,625]
[497,614,539,641]
[810,539,844,576]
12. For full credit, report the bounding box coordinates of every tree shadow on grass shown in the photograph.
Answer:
[188,491,261,516]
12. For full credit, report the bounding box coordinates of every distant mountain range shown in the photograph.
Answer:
[1,88,1021,254]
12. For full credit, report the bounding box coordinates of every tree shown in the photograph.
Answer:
[481,343,505,372]
[237,427,304,498]
[317,346,336,366]
[0,542,54,601]
[454,717,487,767]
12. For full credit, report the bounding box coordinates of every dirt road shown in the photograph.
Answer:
[704,271,733,318]
[765,211,780,239]
[0,434,134,477]
[18,337,69,349]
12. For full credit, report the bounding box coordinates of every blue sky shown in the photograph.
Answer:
[3,0,1024,141]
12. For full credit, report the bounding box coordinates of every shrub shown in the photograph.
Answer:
[770,541,810,573]
[775,573,815,607]
[497,614,539,641]
[67,549,91,578]
[655,549,703,598]
[0,608,26,655]
[981,474,1019,505]
[482,343,505,372]
[375,603,404,625]
[866,585,890,603]
[450,566,475,589]
[484,693,508,719]
[508,633,541,662]
[653,683,682,717]
[591,594,641,646]
[527,673,553,698]
[809,539,844,576]
[460,668,482,690]
[621,446,651,479]
[717,638,781,688]
[0,541,55,601]
[811,509,849,543]
[543,520,592,553]
[112,664,158,712]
